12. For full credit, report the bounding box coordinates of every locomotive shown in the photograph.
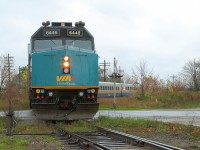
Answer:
[28,21,99,120]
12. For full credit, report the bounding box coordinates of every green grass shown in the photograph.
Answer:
[13,121,55,134]
[60,117,200,142]
[0,136,28,150]
[0,117,199,149]
[93,116,165,131]
[60,120,96,132]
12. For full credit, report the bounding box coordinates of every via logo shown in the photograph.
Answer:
[56,76,76,82]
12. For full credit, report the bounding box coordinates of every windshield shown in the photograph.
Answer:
[34,40,62,51]
[66,40,92,50]
[33,39,93,51]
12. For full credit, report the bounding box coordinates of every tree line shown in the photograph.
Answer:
[99,59,200,99]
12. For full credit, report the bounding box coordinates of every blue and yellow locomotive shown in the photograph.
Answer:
[28,21,99,120]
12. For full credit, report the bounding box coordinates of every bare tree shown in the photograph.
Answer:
[132,60,154,99]
[122,73,132,84]
[181,59,200,90]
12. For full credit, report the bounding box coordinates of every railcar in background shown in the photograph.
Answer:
[28,21,99,120]
[98,82,134,97]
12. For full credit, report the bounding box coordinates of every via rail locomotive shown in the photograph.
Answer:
[28,21,99,120]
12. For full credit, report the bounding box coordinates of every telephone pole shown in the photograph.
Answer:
[170,75,177,90]
[4,53,14,136]
[4,54,14,82]
[99,59,110,82]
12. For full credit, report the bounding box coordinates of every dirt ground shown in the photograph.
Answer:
[27,136,63,150]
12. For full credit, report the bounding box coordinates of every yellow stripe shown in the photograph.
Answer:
[32,86,99,90]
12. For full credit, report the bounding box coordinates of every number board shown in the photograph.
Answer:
[43,29,60,37]
[67,29,83,37]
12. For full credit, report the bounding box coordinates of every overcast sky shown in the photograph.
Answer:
[0,0,200,79]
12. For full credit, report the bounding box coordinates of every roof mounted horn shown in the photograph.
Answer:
[42,21,50,27]
[75,21,85,28]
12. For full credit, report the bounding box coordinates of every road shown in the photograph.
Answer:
[95,109,200,126]
[0,109,200,126]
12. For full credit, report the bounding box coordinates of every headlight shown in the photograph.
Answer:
[63,55,70,74]
[63,68,70,74]
[48,92,53,97]
[78,91,84,97]
[63,62,69,67]
[64,56,69,61]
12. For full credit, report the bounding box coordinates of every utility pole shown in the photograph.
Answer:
[170,75,177,90]
[19,66,21,88]
[4,54,14,136]
[4,54,14,82]
[99,59,110,82]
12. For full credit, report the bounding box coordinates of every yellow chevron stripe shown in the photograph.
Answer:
[32,86,99,90]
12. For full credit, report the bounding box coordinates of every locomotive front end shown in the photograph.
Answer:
[28,21,99,120]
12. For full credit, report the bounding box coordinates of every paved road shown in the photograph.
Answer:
[95,110,200,126]
[1,109,200,126]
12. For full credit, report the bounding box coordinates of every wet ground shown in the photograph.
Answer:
[0,109,200,126]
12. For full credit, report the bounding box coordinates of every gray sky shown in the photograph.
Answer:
[0,0,200,79]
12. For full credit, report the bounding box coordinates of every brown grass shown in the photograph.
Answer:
[98,90,200,109]
[98,96,162,109]
[0,98,29,111]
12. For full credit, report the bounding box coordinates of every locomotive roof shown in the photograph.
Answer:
[31,21,94,40]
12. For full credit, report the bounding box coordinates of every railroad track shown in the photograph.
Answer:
[56,126,184,150]
[7,124,184,150]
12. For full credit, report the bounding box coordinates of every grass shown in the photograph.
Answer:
[0,98,29,111]
[0,136,28,150]
[59,120,96,132]
[0,116,199,149]
[96,117,200,141]
[0,117,62,149]
[98,92,200,110]
[13,120,55,134]
[60,117,200,142]
[0,90,200,111]
[0,117,7,134]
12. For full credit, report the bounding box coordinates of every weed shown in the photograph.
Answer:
[0,136,28,150]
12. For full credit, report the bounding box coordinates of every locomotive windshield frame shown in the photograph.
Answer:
[31,21,95,52]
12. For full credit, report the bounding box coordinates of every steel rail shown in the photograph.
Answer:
[56,127,110,150]
[96,126,184,150]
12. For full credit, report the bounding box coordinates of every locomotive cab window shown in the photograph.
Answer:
[66,39,92,50]
[34,39,62,51]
